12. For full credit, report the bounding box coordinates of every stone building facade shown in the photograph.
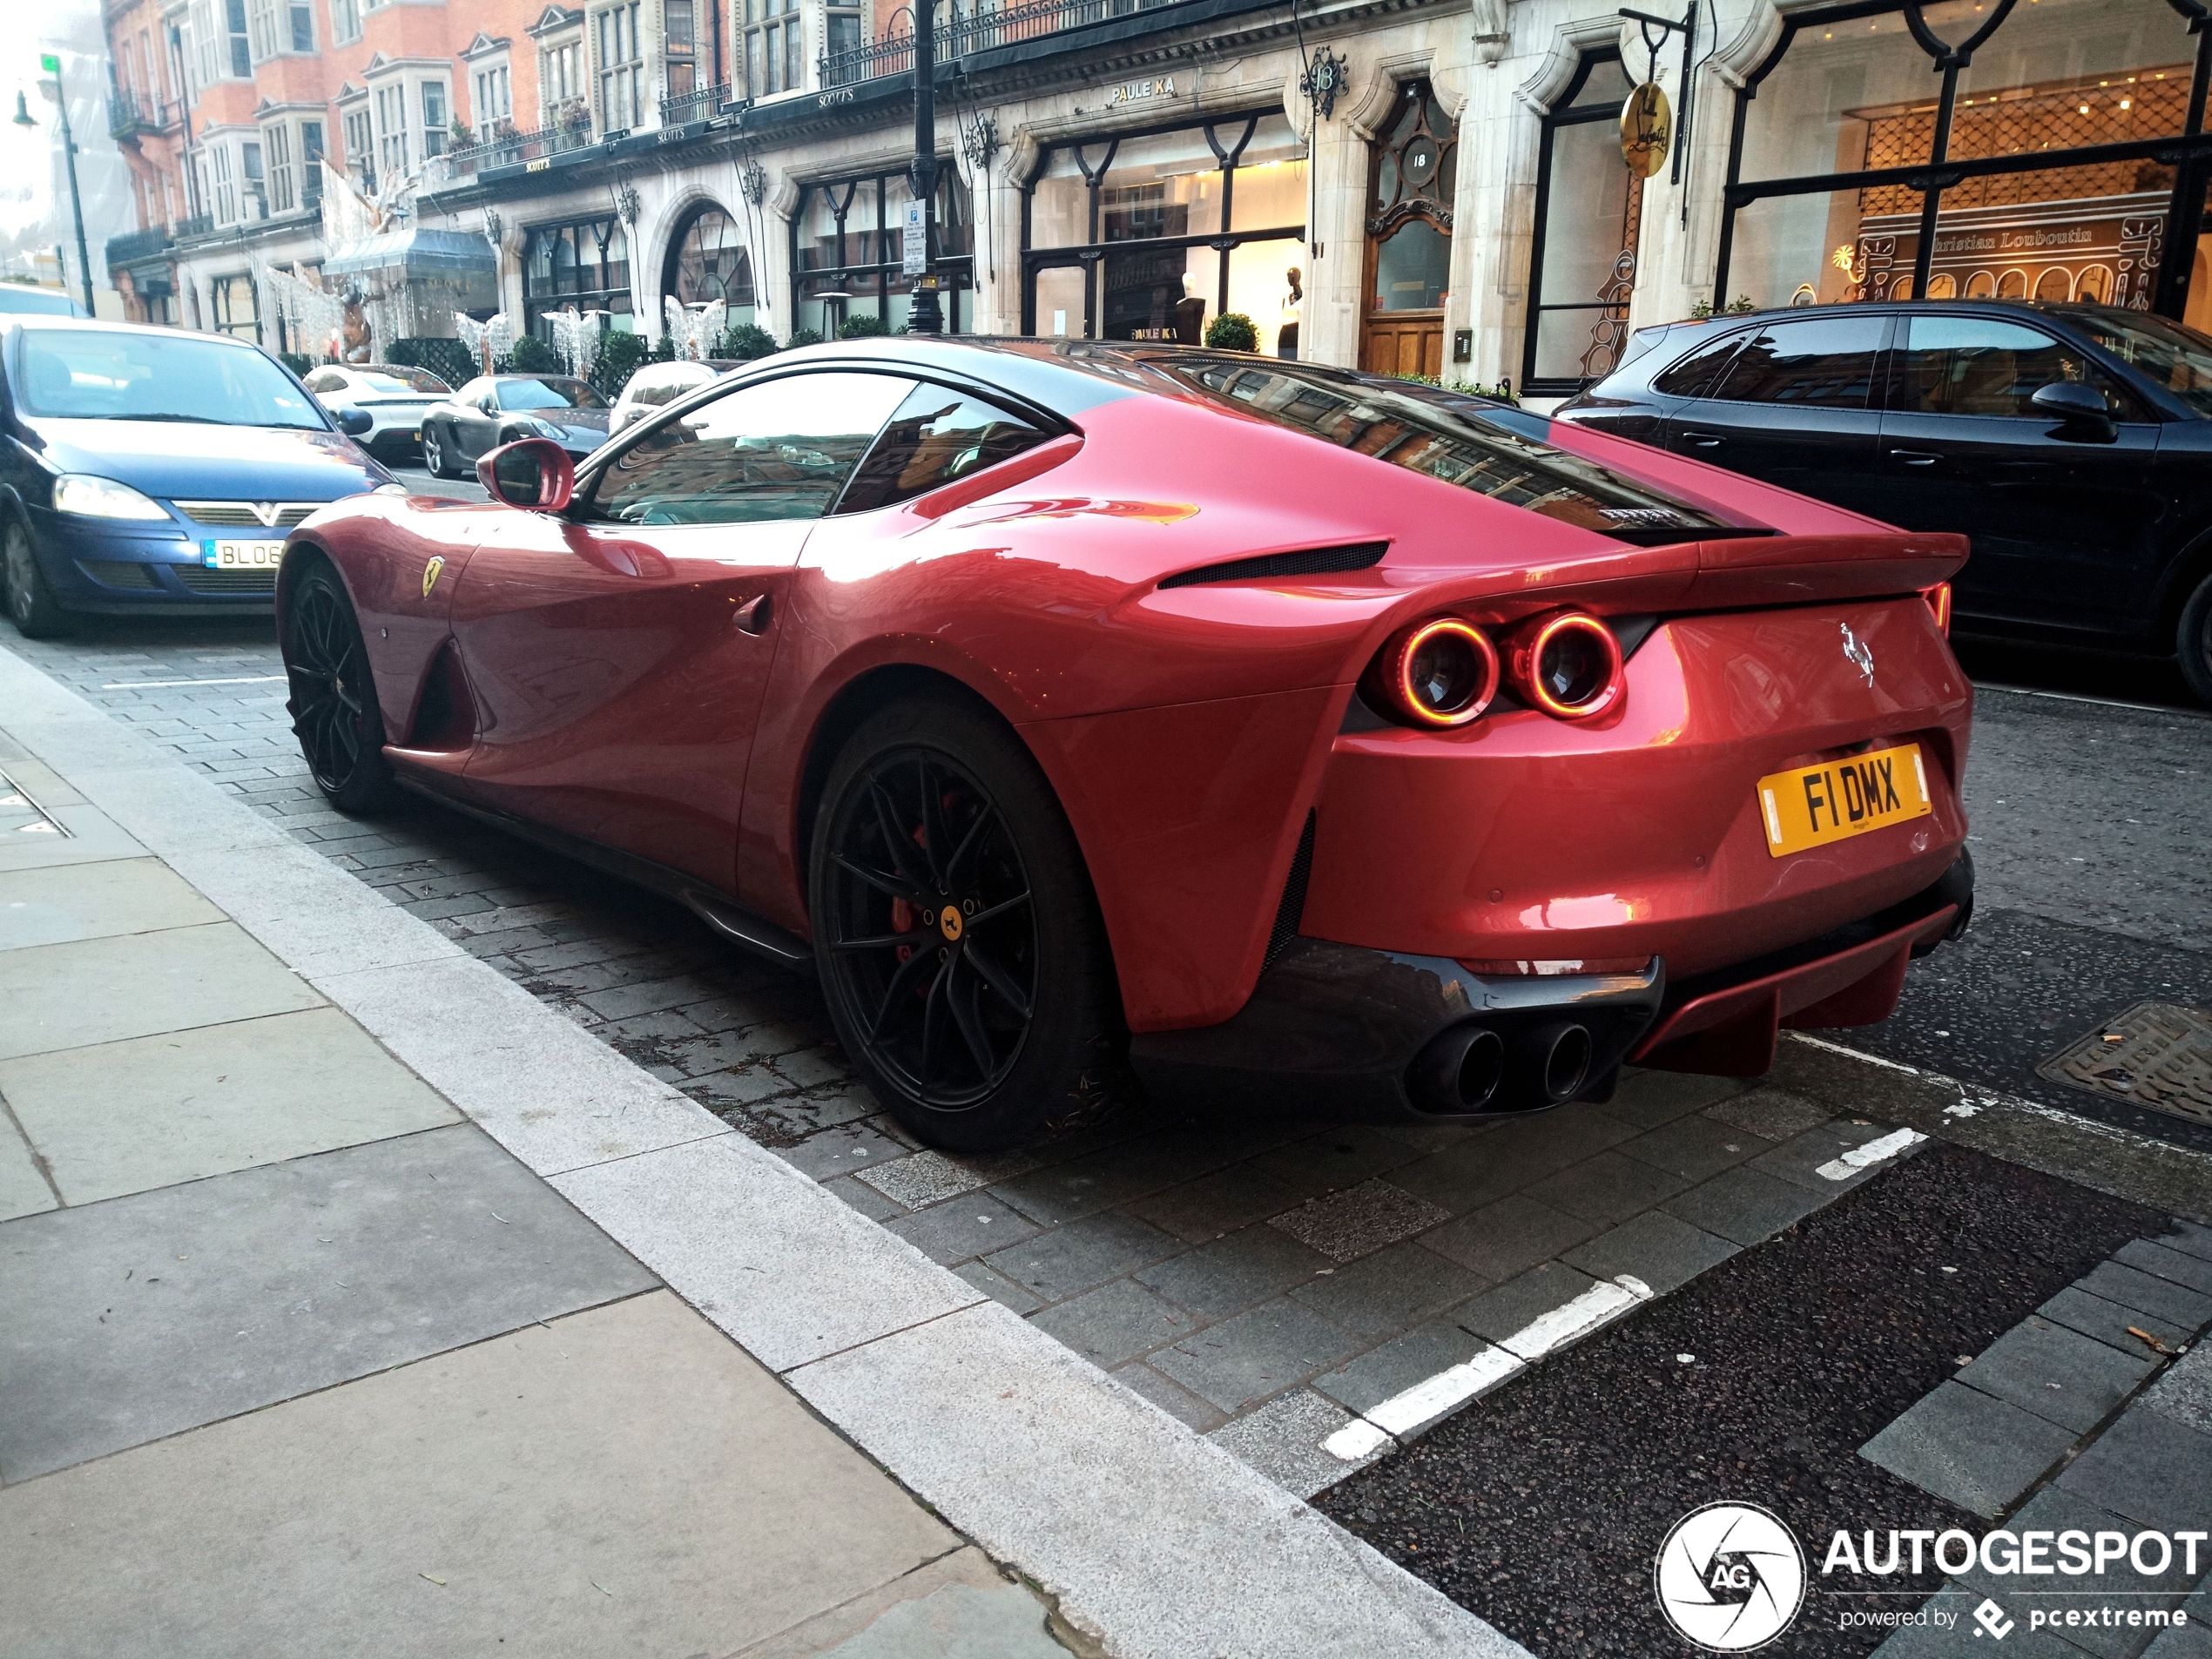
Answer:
[104,0,2212,405]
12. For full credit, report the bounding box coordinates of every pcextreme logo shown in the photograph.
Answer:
[1655,1502,1808,1651]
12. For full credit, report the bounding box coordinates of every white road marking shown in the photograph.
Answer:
[1814,1125,1925,1181]
[1787,1030,1919,1074]
[99,675,287,690]
[1323,1276,1656,1461]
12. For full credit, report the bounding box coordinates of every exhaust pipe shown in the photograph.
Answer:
[1407,1023,1506,1113]
[1512,1021,1593,1105]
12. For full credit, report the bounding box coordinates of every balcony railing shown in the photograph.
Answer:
[105,226,175,267]
[172,213,214,242]
[427,117,596,186]
[106,88,173,138]
[660,82,732,127]
[820,0,1170,87]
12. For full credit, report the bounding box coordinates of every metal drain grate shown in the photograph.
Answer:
[2040,1002,2212,1129]
[0,769,67,839]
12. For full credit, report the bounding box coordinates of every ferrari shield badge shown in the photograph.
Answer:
[422,556,445,600]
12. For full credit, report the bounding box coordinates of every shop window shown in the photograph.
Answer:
[1720,0,2202,318]
[794,167,973,339]
[1520,56,1631,393]
[664,203,757,318]
[1708,315,1885,408]
[524,215,633,336]
[1024,111,1304,347]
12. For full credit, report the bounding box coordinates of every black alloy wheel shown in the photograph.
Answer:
[3,517,77,638]
[281,562,397,813]
[811,697,1122,1150]
[2180,572,2212,708]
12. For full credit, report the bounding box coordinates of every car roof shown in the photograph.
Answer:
[0,314,264,346]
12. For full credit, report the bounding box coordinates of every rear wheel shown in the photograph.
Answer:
[2,517,77,638]
[2179,573,2212,708]
[281,561,397,813]
[810,697,1122,1151]
[422,423,458,479]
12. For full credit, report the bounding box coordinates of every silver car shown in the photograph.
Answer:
[303,363,451,462]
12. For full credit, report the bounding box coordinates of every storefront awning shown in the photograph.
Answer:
[321,227,496,280]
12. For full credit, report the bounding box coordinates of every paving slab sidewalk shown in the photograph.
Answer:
[0,642,1530,1658]
[0,727,1065,1658]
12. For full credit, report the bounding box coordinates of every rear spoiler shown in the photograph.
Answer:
[1678,532,1968,610]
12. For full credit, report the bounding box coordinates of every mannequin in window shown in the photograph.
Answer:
[1278,265,1303,360]
[1174,271,1206,344]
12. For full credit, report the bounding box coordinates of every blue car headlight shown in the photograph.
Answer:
[53,474,171,521]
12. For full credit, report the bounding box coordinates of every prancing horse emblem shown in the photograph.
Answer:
[422,556,445,600]
[1840,622,1875,686]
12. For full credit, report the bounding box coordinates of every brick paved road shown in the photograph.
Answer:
[11,591,2202,1490]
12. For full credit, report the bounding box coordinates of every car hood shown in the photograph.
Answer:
[21,418,395,500]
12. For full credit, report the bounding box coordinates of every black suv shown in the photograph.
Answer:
[1557,301,2212,704]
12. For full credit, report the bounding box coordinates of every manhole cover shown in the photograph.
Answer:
[2040,1002,2212,1129]
[0,770,65,840]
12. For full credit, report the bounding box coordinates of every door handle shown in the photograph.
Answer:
[1680,430,1724,448]
[1889,449,1940,466]
[732,592,772,636]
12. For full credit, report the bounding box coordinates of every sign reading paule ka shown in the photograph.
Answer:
[1108,76,1175,105]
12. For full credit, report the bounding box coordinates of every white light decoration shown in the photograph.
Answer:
[664,294,727,361]
[455,312,517,374]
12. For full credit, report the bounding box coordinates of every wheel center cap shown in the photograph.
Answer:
[938,907,963,942]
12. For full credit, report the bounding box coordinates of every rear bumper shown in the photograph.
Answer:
[1129,853,1972,1122]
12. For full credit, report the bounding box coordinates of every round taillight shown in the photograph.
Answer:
[1506,611,1625,720]
[1372,617,1499,728]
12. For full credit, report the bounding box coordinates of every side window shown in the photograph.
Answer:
[835,384,1048,515]
[590,371,915,525]
[1710,315,1885,408]
[1898,316,2148,420]
[1653,333,1745,399]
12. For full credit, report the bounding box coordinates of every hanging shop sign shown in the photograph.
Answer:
[1621,81,1672,178]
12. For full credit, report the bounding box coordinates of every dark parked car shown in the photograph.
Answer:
[1557,301,2212,704]
[0,319,395,637]
[420,373,610,477]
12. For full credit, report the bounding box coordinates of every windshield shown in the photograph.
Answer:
[2059,307,2212,417]
[0,287,85,316]
[1157,354,1740,543]
[497,376,607,411]
[356,366,448,394]
[14,329,327,428]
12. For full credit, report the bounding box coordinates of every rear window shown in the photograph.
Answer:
[1157,354,1738,543]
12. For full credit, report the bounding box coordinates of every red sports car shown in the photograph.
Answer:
[278,340,1973,1150]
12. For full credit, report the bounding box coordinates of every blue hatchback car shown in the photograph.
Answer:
[0,318,396,637]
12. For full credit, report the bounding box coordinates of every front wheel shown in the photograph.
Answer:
[810,697,1123,1151]
[2179,572,2212,708]
[281,561,397,813]
[3,517,78,638]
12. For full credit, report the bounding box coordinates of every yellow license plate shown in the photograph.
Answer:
[1757,743,1932,858]
[206,539,283,570]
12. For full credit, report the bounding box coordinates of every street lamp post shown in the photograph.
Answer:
[906,0,941,334]
[13,54,96,314]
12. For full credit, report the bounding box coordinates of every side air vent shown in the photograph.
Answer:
[1263,811,1318,972]
[77,560,161,590]
[1159,542,1386,590]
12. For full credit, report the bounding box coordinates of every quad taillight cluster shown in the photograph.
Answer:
[1364,610,1626,730]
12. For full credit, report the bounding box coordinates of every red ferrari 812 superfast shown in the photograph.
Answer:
[278,340,1973,1150]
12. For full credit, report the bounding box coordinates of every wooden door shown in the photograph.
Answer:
[1362,314,1443,378]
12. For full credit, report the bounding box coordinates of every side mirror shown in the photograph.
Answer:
[478,437,575,511]
[334,405,374,436]
[2030,381,2116,442]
